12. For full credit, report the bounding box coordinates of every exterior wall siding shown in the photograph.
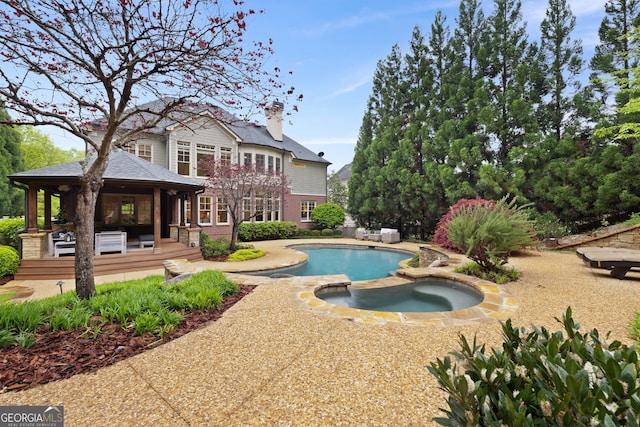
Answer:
[168,117,238,176]
[284,158,327,195]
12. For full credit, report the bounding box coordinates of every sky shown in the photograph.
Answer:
[46,0,611,173]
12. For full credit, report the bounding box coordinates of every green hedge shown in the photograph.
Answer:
[0,218,26,250]
[0,246,19,277]
[238,221,297,242]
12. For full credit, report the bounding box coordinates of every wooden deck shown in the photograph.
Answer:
[15,239,204,280]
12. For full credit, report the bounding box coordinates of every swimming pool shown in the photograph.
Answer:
[257,245,413,281]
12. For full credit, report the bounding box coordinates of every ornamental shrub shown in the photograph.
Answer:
[433,198,495,251]
[238,221,297,241]
[446,196,535,273]
[428,307,640,426]
[227,248,265,262]
[310,203,345,229]
[199,233,232,258]
[0,218,26,250]
[0,245,19,277]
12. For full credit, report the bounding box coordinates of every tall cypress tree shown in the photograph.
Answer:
[539,0,584,141]
[0,108,25,216]
[590,0,640,109]
[349,46,406,230]
[441,0,492,201]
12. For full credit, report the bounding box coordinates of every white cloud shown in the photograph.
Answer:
[330,74,372,98]
[300,1,457,37]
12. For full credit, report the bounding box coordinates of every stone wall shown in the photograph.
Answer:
[556,224,640,250]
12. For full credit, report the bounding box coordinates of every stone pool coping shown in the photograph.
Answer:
[299,269,516,326]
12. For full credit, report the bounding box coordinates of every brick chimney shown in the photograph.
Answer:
[266,101,284,142]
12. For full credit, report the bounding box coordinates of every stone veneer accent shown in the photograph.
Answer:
[19,232,47,260]
[556,223,640,250]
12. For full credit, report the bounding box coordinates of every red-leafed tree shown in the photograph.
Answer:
[199,158,290,251]
[0,0,300,298]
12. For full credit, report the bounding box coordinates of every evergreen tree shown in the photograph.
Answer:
[0,108,25,216]
[441,0,492,201]
[539,0,584,141]
[482,0,533,165]
[349,46,407,231]
[590,0,640,110]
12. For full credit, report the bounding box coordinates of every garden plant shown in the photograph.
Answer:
[428,308,640,426]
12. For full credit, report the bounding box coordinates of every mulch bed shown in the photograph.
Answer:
[0,284,255,393]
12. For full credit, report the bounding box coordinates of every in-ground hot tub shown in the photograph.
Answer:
[315,277,484,312]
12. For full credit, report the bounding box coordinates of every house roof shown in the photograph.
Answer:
[113,98,331,165]
[9,150,204,191]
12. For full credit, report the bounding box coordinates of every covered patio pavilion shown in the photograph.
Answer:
[9,150,205,261]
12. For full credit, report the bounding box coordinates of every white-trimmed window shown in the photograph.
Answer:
[275,158,281,174]
[217,197,229,225]
[242,194,252,221]
[243,153,252,166]
[267,156,274,174]
[198,195,213,225]
[266,195,280,221]
[124,143,152,162]
[301,200,316,222]
[220,147,232,165]
[255,194,265,222]
[256,154,265,173]
[177,141,191,176]
[197,144,215,177]
[138,144,152,162]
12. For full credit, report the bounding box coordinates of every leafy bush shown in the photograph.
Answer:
[200,233,233,258]
[623,212,640,227]
[428,308,640,426]
[310,203,345,229]
[631,312,640,346]
[433,198,495,251]
[0,246,19,277]
[447,196,535,273]
[321,228,334,236]
[531,211,571,240]
[0,218,26,250]
[455,262,522,284]
[227,248,266,262]
[238,221,297,241]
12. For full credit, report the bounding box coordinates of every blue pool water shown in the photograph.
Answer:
[317,279,484,312]
[260,245,412,281]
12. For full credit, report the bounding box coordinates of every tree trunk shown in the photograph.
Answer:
[74,158,107,299]
[230,220,239,252]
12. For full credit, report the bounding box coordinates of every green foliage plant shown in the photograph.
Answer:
[238,221,297,241]
[631,312,640,346]
[623,213,640,227]
[0,271,240,344]
[0,245,19,277]
[433,199,496,252]
[455,262,522,285]
[531,211,571,240]
[0,218,26,250]
[200,233,233,258]
[227,248,265,262]
[446,196,536,273]
[310,203,346,229]
[428,308,640,426]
